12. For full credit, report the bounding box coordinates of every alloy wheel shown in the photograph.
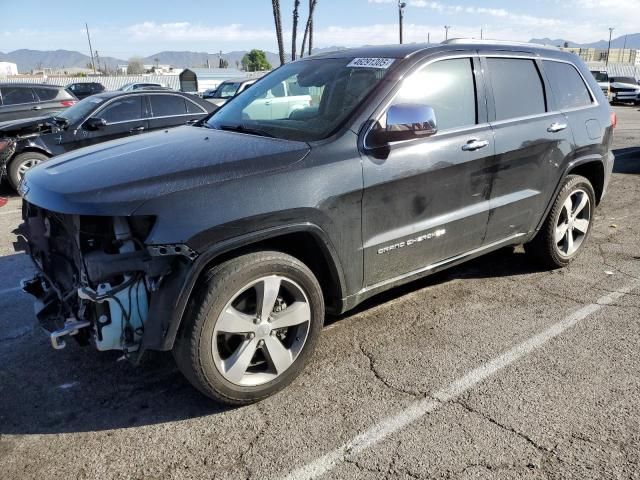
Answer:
[555,188,591,257]
[212,275,311,386]
[17,157,42,179]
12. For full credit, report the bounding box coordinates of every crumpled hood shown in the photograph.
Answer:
[0,116,54,136]
[21,126,310,215]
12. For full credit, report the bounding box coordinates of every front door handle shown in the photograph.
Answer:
[129,126,145,133]
[31,106,42,110]
[547,122,567,133]
[461,139,489,151]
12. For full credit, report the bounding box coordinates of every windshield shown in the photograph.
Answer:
[206,57,395,142]
[56,95,106,124]
[214,82,241,98]
[591,71,608,82]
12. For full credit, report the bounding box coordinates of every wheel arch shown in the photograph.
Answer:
[144,223,348,353]
[532,156,607,237]
[567,159,605,205]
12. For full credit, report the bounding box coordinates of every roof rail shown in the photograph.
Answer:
[442,38,560,50]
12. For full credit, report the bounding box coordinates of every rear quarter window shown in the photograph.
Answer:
[33,87,59,101]
[543,61,593,110]
[486,58,546,121]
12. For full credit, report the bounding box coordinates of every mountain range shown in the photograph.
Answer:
[1,34,638,72]
[529,33,640,49]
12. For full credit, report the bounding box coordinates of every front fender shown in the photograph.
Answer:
[141,222,347,353]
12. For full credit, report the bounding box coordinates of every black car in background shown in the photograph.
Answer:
[0,90,215,189]
[0,84,78,122]
[66,82,106,100]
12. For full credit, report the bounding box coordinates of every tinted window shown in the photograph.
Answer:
[33,87,58,101]
[487,58,546,121]
[149,95,187,116]
[392,58,477,131]
[543,61,593,110]
[185,99,205,114]
[1,86,36,105]
[99,97,143,123]
[591,71,608,82]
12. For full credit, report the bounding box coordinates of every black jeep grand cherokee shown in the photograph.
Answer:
[18,40,615,404]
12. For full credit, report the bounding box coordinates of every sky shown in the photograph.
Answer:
[1,0,638,58]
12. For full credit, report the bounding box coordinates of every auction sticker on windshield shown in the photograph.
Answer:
[347,58,395,69]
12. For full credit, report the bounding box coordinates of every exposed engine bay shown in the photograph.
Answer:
[17,202,192,360]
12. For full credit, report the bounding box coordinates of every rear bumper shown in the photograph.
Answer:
[602,150,615,200]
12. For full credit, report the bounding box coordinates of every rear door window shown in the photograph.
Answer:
[149,95,188,117]
[390,57,477,131]
[543,60,593,110]
[486,58,546,121]
[99,96,144,123]
[1,86,36,105]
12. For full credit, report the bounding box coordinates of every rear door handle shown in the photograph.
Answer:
[31,106,42,111]
[461,139,489,151]
[547,122,567,133]
[129,126,145,133]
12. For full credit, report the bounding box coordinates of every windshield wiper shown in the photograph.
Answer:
[218,124,274,138]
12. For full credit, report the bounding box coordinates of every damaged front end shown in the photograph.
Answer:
[17,202,196,361]
[0,137,17,183]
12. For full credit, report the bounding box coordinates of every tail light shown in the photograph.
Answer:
[60,100,77,107]
[610,111,617,129]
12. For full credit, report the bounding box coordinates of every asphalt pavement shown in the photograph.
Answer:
[1,106,639,480]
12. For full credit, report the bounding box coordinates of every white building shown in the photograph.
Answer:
[0,62,18,76]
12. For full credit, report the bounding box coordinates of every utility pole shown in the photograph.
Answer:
[606,27,614,66]
[444,25,451,41]
[398,1,406,44]
[95,50,101,74]
[85,22,96,74]
[427,32,430,44]
[480,28,483,40]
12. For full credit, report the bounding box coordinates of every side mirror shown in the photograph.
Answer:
[369,104,438,146]
[85,117,107,130]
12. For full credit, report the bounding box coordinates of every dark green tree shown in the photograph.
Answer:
[241,50,272,72]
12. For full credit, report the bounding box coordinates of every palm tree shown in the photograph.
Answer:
[271,0,285,66]
[300,0,318,58]
[292,0,300,61]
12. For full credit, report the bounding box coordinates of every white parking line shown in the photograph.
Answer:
[280,281,639,480]
[0,209,21,216]
[0,286,23,296]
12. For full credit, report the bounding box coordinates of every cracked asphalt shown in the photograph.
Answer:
[1,106,639,480]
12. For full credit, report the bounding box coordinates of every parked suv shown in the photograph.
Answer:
[66,82,105,100]
[0,83,77,122]
[203,78,257,107]
[18,41,615,405]
[0,90,215,189]
[608,76,640,104]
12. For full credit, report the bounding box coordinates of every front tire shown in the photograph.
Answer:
[528,174,596,268]
[8,152,48,190]
[173,251,324,405]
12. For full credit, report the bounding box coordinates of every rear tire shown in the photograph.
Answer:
[173,251,324,405]
[8,152,48,190]
[527,175,596,269]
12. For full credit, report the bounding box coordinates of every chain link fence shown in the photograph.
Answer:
[0,75,181,91]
